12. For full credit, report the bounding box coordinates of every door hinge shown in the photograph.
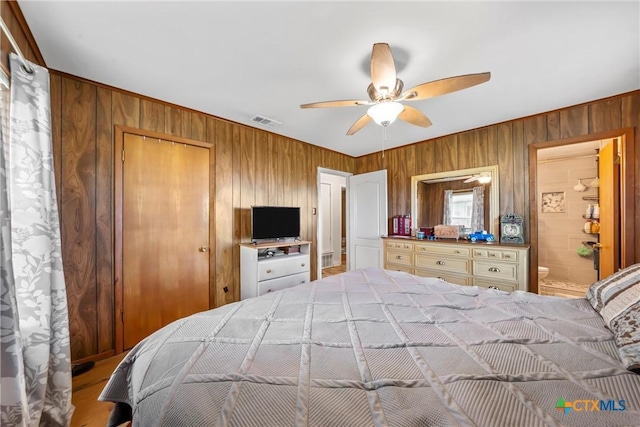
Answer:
[121,150,125,162]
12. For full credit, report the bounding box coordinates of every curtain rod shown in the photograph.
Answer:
[0,15,34,74]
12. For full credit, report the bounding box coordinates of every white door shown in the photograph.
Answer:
[348,170,388,270]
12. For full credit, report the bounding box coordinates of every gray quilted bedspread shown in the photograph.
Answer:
[100,268,640,426]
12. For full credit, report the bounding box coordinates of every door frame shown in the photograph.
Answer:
[114,125,215,354]
[528,128,635,293]
[316,167,352,279]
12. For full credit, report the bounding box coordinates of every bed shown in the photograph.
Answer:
[100,267,640,426]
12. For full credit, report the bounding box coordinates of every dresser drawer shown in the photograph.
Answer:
[415,254,470,274]
[473,248,519,262]
[386,250,413,266]
[385,263,414,274]
[258,255,310,281]
[473,278,517,292]
[415,268,471,286]
[257,272,309,296]
[414,244,470,257]
[473,260,517,281]
[385,240,414,251]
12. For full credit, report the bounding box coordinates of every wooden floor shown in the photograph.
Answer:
[322,253,346,277]
[71,352,127,427]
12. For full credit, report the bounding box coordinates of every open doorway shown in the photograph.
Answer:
[535,140,601,294]
[318,168,350,278]
[528,128,635,294]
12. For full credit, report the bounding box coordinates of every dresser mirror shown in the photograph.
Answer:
[410,165,500,238]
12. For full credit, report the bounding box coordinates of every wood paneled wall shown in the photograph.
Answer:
[49,72,355,361]
[356,91,640,262]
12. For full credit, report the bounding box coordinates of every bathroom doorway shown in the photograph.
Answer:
[535,140,601,291]
[528,128,635,293]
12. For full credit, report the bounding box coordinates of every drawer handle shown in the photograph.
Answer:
[266,269,272,273]
[489,253,497,257]
[454,250,460,254]
[301,263,306,267]
[437,277,445,280]
[488,286,499,290]
[488,267,500,273]
[436,260,446,265]
[396,255,403,260]
[266,288,272,293]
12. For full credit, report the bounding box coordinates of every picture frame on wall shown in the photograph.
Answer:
[541,191,566,213]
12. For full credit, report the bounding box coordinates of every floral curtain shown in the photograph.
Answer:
[0,54,73,426]
[470,185,485,232]
[442,189,453,224]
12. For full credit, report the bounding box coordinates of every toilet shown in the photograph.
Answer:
[538,266,549,280]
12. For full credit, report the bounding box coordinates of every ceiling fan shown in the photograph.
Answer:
[463,172,492,184]
[300,43,491,135]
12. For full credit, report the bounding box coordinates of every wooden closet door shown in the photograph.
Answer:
[122,133,210,350]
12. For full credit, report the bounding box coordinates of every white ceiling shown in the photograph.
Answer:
[18,1,639,157]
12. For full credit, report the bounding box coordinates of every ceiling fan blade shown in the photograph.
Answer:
[401,72,491,101]
[346,114,372,135]
[371,43,397,94]
[397,105,432,128]
[463,177,477,183]
[300,99,372,109]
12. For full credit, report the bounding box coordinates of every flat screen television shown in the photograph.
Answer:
[251,206,300,242]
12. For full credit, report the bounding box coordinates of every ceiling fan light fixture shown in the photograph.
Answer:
[367,102,404,126]
[477,176,492,184]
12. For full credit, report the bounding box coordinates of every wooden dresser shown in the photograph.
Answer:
[384,237,530,292]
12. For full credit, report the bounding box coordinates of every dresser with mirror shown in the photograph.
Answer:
[386,165,530,292]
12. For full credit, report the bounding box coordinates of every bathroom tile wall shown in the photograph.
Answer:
[537,156,598,286]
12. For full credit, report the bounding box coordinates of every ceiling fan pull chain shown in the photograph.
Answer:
[382,125,386,158]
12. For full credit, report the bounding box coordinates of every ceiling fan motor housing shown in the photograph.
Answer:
[367,79,404,102]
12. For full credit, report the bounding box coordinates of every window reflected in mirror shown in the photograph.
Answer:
[449,191,474,228]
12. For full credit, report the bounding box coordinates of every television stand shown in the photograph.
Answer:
[239,240,311,300]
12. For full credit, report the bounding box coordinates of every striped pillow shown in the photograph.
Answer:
[586,264,640,371]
